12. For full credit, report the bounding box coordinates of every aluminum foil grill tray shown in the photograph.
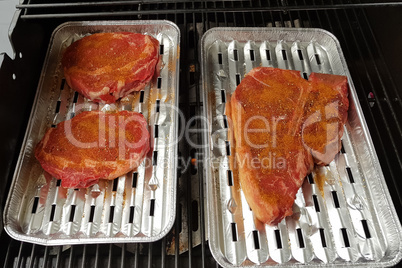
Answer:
[201,28,402,267]
[4,20,180,245]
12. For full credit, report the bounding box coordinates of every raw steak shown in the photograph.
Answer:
[229,67,349,225]
[35,110,150,188]
[62,32,159,104]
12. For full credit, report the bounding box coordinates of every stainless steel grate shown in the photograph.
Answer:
[0,1,401,268]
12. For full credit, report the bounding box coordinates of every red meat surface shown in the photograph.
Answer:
[229,67,349,225]
[35,111,150,188]
[62,32,159,104]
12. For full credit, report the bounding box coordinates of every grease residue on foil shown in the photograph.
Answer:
[314,167,327,197]
[168,59,176,72]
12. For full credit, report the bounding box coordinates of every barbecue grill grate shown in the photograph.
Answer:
[0,1,401,267]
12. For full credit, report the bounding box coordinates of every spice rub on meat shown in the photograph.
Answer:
[62,32,159,104]
[35,110,150,188]
[228,67,349,225]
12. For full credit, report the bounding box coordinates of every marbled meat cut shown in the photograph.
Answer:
[35,111,150,188]
[62,32,159,104]
[229,67,349,225]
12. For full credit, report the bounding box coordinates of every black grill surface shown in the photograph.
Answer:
[0,1,401,267]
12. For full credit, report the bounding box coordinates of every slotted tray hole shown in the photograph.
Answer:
[225,141,231,156]
[157,77,162,89]
[253,230,260,249]
[341,228,350,247]
[154,125,159,138]
[307,174,314,184]
[89,205,95,222]
[235,74,241,86]
[296,228,305,248]
[73,91,79,103]
[315,54,321,65]
[302,72,308,80]
[149,199,155,216]
[31,196,39,214]
[155,99,160,113]
[233,49,239,61]
[227,170,233,186]
[346,167,355,183]
[320,228,327,247]
[49,204,56,222]
[332,191,340,208]
[56,179,61,187]
[109,206,115,223]
[231,223,238,242]
[139,90,145,103]
[281,50,287,61]
[223,115,228,128]
[340,140,346,154]
[313,194,320,212]
[265,49,271,61]
[249,49,255,61]
[69,205,76,222]
[112,178,118,192]
[274,229,282,249]
[55,100,61,114]
[129,206,135,223]
[362,220,371,238]
[132,172,138,188]
[60,78,66,90]
[159,44,164,54]
[297,49,304,61]
[218,52,223,64]
[153,151,158,166]
[221,89,226,103]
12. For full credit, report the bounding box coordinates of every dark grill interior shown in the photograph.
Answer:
[0,1,401,267]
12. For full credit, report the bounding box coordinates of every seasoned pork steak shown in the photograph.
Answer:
[35,111,150,188]
[62,32,159,104]
[229,67,349,225]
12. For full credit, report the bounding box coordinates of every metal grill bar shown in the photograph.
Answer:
[16,1,402,10]
[147,243,153,268]
[343,7,402,157]
[68,245,74,268]
[327,4,402,209]
[347,8,402,197]
[55,246,62,267]
[94,244,100,267]
[81,245,87,268]
[120,244,126,268]
[179,9,191,268]
[16,242,24,267]
[194,5,207,268]
[17,1,402,19]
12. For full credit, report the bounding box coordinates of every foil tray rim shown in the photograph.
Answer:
[201,26,402,268]
[4,19,180,245]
